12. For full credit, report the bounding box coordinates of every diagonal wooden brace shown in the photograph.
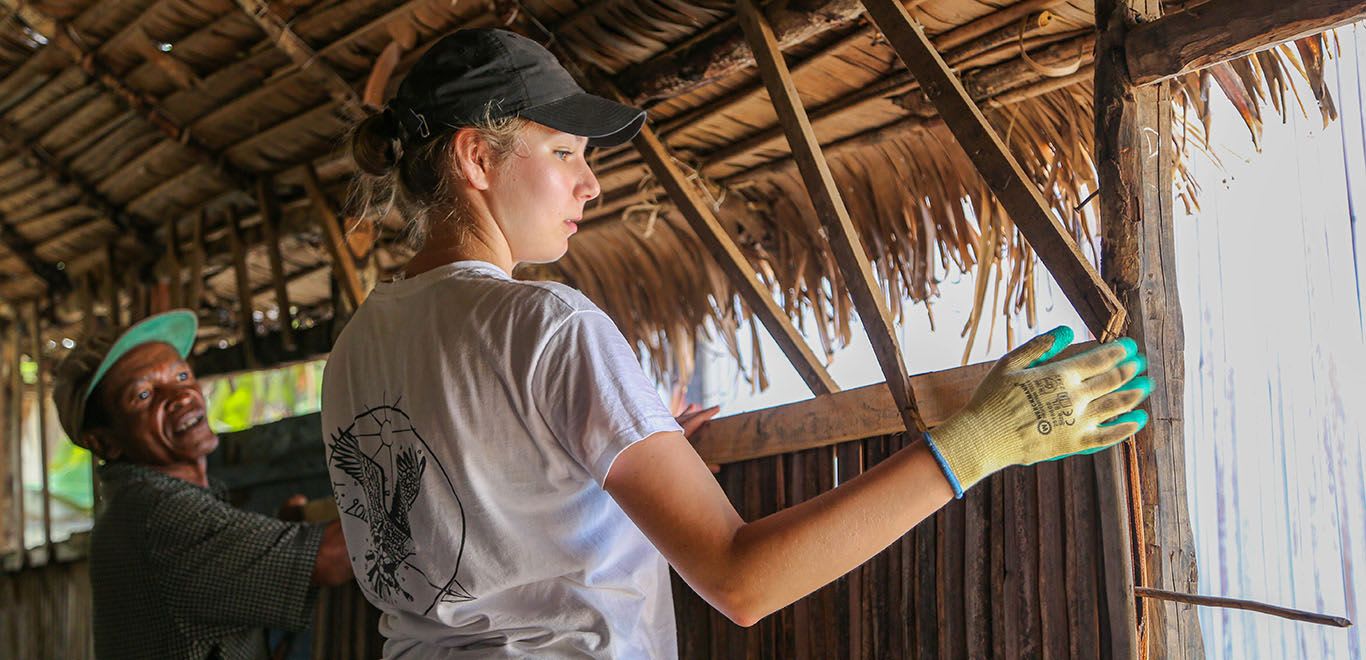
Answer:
[859,0,1127,341]
[632,120,839,396]
[737,0,926,433]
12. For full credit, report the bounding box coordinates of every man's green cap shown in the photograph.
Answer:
[52,310,198,443]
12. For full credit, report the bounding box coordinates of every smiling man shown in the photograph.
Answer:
[52,310,353,660]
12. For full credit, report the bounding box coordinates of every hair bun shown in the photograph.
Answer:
[351,110,402,176]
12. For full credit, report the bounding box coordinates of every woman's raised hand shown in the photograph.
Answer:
[924,326,1152,497]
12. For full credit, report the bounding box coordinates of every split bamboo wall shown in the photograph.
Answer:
[0,559,93,659]
[0,435,1120,658]
[671,435,1119,659]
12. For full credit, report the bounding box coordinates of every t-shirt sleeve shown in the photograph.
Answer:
[145,489,325,632]
[532,310,683,484]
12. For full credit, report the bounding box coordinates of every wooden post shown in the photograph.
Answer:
[1095,1,1204,658]
[630,117,839,396]
[80,274,96,336]
[165,217,183,309]
[226,207,259,369]
[185,209,207,312]
[858,0,1126,341]
[0,321,13,554]
[303,164,366,311]
[104,247,122,330]
[8,318,22,560]
[257,176,297,351]
[736,0,926,433]
[28,300,53,562]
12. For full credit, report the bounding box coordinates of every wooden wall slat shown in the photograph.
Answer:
[670,434,1120,658]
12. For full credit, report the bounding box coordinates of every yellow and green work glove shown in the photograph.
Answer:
[924,326,1152,498]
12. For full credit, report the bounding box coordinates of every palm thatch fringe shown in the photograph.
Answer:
[535,33,1335,390]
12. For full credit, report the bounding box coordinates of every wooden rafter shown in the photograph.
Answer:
[302,164,365,310]
[737,0,926,434]
[859,0,1125,341]
[630,111,839,396]
[232,0,367,120]
[1126,0,1366,86]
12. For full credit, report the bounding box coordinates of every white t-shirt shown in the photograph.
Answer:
[321,260,683,659]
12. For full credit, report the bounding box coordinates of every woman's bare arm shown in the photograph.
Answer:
[604,431,952,626]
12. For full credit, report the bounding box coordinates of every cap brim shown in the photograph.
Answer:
[521,92,646,148]
[83,310,199,403]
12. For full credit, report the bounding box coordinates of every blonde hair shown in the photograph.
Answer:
[349,105,528,247]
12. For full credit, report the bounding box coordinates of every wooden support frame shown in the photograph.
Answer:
[303,165,366,310]
[27,301,52,563]
[629,117,839,396]
[225,207,259,369]
[256,176,296,351]
[737,0,925,433]
[693,341,1096,463]
[858,0,1126,341]
[1096,0,1204,657]
[1125,0,1366,86]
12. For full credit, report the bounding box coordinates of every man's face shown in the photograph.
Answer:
[91,342,217,465]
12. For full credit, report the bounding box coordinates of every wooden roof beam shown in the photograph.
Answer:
[1126,0,1366,86]
[232,0,368,120]
[737,0,926,434]
[630,106,840,397]
[616,0,869,104]
[859,0,1126,341]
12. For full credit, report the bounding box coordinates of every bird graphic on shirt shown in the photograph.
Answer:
[329,427,426,601]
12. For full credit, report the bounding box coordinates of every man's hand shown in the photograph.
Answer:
[676,402,722,473]
[277,494,307,522]
[311,521,354,587]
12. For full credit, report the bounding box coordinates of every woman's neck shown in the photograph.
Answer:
[403,216,514,278]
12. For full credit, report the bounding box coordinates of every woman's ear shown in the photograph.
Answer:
[451,129,492,190]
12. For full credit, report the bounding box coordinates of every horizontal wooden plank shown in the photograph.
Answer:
[1125,0,1366,86]
[694,342,1096,464]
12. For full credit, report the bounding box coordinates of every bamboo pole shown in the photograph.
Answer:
[1135,587,1353,628]
[28,300,53,563]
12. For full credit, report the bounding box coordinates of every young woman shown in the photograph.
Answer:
[321,28,1152,659]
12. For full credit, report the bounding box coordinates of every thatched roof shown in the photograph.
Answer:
[0,0,1337,385]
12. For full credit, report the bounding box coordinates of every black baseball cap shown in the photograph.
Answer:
[389,28,646,147]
